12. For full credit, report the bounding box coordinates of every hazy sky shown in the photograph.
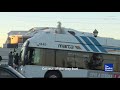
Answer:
[0,12,120,47]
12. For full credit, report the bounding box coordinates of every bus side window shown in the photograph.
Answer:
[29,49,35,64]
[24,48,34,65]
[32,49,42,65]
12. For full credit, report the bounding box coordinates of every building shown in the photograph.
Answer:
[3,30,30,48]
[3,27,49,48]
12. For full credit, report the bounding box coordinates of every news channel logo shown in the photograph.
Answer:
[104,64,113,72]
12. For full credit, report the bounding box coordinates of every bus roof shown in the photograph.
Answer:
[26,27,120,55]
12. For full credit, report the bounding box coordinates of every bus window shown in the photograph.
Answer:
[26,48,35,65]
[33,49,41,65]
[22,47,55,66]
[56,50,90,68]
[25,48,44,65]
[19,40,29,65]
[44,49,55,66]
[66,52,76,68]
[87,53,104,70]
[56,50,67,67]
[56,50,79,68]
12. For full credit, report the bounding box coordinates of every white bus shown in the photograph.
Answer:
[18,22,120,78]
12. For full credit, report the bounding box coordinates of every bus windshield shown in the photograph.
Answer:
[20,40,29,65]
[22,48,43,65]
[20,47,55,67]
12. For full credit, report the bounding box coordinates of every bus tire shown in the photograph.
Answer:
[44,70,62,78]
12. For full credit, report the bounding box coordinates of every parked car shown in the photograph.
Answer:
[0,64,25,78]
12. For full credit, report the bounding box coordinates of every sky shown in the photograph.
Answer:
[0,12,120,47]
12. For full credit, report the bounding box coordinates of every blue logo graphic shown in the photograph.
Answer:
[104,64,113,72]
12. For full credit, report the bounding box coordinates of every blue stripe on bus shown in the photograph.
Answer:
[88,37,100,45]
[80,36,99,52]
[88,37,107,52]
[74,36,90,51]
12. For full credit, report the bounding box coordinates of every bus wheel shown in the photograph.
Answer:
[44,70,62,78]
